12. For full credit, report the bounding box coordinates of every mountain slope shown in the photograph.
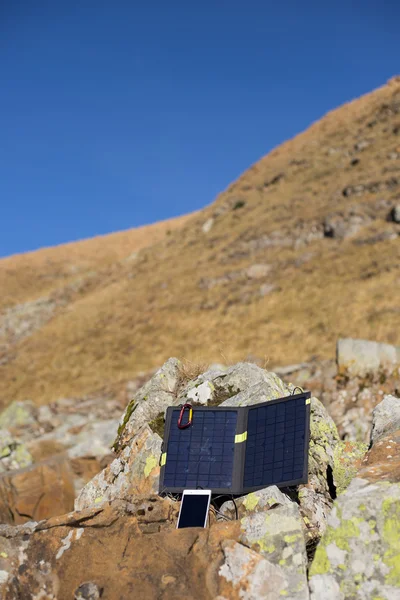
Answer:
[1,77,399,407]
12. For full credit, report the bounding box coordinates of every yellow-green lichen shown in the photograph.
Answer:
[310,414,339,445]
[321,509,361,552]
[0,552,8,558]
[13,444,32,468]
[243,493,259,511]
[144,454,158,478]
[333,441,368,495]
[382,497,400,586]
[113,398,137,450]
[0,446,11,458]
[309,546,330,576]
[284,534,300,544]
[148,412,165,437]
[257,541,276,554]
[369,519,376,531]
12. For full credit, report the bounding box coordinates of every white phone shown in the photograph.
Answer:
[176,490,212,529]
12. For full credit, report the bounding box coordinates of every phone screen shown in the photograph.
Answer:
[177,493,210,528]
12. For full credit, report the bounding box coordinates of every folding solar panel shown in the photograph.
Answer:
[159,391,311,495]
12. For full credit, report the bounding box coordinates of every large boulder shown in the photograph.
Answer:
[357,428,400,484]
[298,397,340,545]
[75,425,162,510]
[370,394,400,445]
[86,360,341,545]
[113,358,182,453]
[332,441,368,495]
[0,493,311,600]
[238,501,309,599]
[0,454,75,524]
[337,338,400,376]
[309,478,400,600]
[219,486,293,520]
[177,362,295,408]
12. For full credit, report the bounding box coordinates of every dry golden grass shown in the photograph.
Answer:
[0,213,192,310]
[1,77,400,407]
[174,359,210,396]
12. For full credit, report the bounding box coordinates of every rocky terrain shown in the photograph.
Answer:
[0,77,399,598]
[0,338,399,599]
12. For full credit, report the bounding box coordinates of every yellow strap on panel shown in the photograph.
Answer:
[305,398,311,405]
[235,431,247,443]
[160,452,167,466]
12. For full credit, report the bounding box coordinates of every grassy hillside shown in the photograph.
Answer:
[1,77,400,407]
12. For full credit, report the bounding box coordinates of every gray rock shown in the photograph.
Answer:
[202,218,214,233]
[0,429,33,472]
[218,539,308,600]
[309,478,400,599]
[370,395,400,445]
[298,398,340,542]
[74,582,102,600]
[176,362,294,408]
[246,264,271,279]
[186,381,214,405]
[337,338,400,375]
[220,486,293,520]
[218,364,294,407]
[259,283,277,297]
[390,204,400,223]
[239,501,309,599]
[113,358,181,452]
[75,425,162,510]
[0,401,37,431]
[323,214,369,239]
[0,297,56,343]
[66,419,120,460]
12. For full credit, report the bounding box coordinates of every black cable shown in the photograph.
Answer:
[210,494,238,521]
[231,497,238,520]
[291,386,304,395]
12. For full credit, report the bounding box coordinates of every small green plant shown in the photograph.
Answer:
[233,200,246,210]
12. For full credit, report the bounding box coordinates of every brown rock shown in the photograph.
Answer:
[0,454,75,524]
[0,498,237,600]
[357,428,400,483]
[0,495,310,600]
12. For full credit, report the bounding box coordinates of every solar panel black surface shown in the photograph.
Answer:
[243,398,308,490]
[162,408,238,491]
[159,392,310,495]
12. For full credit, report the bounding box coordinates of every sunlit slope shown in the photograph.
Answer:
[1,78,399,406]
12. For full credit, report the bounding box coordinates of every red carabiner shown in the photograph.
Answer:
[178,403,193,429]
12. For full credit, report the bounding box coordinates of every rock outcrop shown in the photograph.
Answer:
[0,356,398,599]
[309,478,400,600]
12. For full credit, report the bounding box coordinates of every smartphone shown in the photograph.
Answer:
[176,490,212,529]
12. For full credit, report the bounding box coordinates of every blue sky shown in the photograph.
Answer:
[1,1,399,257]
